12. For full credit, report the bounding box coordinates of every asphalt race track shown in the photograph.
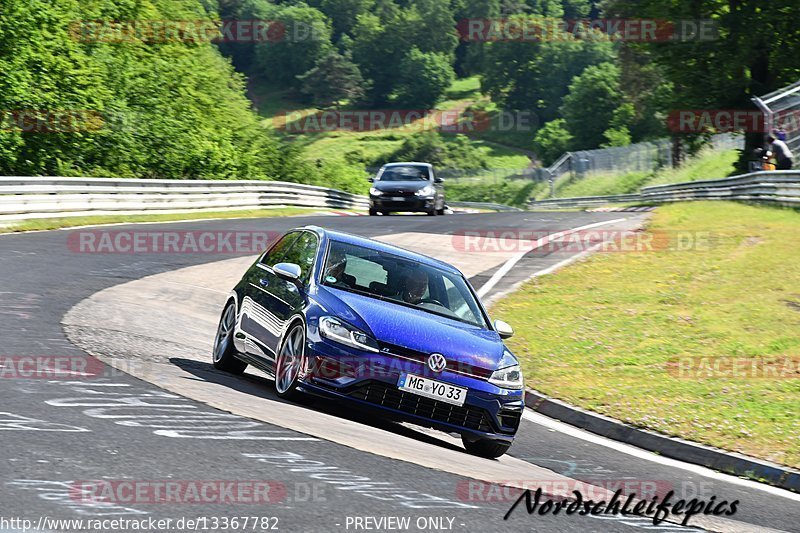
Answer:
[1,211,798,532]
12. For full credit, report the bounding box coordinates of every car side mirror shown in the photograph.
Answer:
[434,177,444,184]
[367,177,374,182]
[494,319,514,339]
[273,262,302,282]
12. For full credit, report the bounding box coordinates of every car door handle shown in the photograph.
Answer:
[259,278,269,287]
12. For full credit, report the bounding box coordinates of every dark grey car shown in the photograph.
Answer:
[368,162,445,216]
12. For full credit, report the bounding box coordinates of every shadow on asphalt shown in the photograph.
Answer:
[170,357,465,453]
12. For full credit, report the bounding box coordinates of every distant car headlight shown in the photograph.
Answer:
[369,187,382,196]
[319,316,379,352]
[415,185,435,197]
[489,351,523,389]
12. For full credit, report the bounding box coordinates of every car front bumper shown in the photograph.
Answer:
[299,338,524,443]
[370,196,436,212]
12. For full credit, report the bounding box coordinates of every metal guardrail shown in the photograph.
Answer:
[0,176,518,222]
[529,171,800,209]
[447,201,522,212]
[0,176,370,221]
[528,193,642,209]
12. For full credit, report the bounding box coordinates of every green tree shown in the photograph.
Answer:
[452,0,500,76]
[253,3,333,89]
[395,48,455,108]
[560,63,626,150]
[604,0,800,168]
[602,103,635,147]
[297,50,367,107]
[351,0,458,105]
[306,0,376,39]
[0,0,299,181]
[532,119,573,165]
[481,29,615,119]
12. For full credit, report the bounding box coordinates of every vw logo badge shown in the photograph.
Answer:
[427,353,447,373]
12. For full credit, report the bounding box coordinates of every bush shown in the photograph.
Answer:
[373,132,487,170]
[532,119,573,166]
[395,48,455,108]
[0,0,302,181]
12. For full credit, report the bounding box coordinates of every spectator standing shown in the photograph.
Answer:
[767,135,793,170]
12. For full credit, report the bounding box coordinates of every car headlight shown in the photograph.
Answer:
[488,351,523,389]
[415,185,435,197]
[319,316,379,352]
[369,187,382,196]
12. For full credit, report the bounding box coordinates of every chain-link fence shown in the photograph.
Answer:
[560,133,741,181]
[752,80,800,154]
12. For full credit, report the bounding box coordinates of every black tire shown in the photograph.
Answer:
[368,208,377,216]
[274,323,307,401]
[436,206,446,215]
[212,302,247,374]
[462,436,511,459]
[427,207,437,216]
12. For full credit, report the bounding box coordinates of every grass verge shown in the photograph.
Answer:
[446,178,543,208]
[1,207,337,233]
[491,202,800,467]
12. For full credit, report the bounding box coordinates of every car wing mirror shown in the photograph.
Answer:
[273,262,302,282]
[367,177,374,182]
[493,319,514,339]
[434,177,444,184]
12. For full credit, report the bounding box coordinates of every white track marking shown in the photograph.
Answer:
[476,217,627,297]
[522,411,800,502]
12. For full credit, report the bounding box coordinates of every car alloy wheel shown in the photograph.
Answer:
[212,302,247,374]
[275,323,306,399]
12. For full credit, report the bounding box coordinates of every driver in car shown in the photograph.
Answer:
[401,268,428,304]
[325,247,356,288]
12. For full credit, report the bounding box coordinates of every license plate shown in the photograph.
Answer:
[389,196,406,201]
[398,374,467,406]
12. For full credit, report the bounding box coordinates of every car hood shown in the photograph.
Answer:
[316,285,507,370]
[372,180,430,193]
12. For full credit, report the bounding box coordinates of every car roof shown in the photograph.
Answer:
[381,162,433,168]
[303,226,459,274]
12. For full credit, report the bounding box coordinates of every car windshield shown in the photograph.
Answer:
[377,165,429,181]
[322,240,489,328]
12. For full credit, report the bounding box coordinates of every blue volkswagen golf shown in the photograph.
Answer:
[212,226,524,458]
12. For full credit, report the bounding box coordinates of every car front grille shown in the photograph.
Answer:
[377,342,493,379]
[348,380,494,433]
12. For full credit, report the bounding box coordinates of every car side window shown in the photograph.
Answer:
[278,232,319,284]
[259,232,299,266]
